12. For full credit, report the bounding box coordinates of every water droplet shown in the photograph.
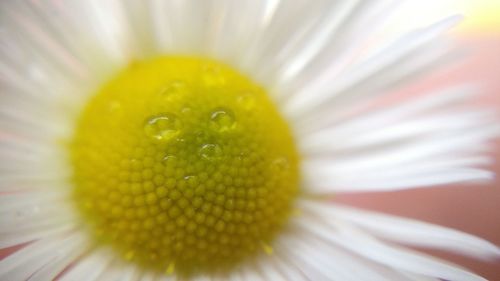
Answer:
[160,80,189,99]
[202,65,225,88]
[176,137,186,144]
[184,175,199,188]
[209,108,236,132]
[144,113,182,143]
[237,92,256,110]
[199,143,222,161]
[181,107,192,115]
[162,155,178,166]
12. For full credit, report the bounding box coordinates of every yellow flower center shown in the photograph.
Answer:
[70,56,299,277]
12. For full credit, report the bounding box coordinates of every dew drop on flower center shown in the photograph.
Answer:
[70,56,300,276]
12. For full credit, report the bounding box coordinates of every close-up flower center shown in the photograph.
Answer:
[69,56,300,276]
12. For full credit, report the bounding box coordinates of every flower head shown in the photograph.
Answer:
[71,56,299,276]
[0,1,499,281]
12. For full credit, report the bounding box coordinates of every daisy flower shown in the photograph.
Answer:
[0,1,499,280]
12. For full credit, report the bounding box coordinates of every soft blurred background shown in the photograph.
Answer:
[337,1,500,280]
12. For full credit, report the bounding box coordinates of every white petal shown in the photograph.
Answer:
[303,155,495,193]
[0,191,75,234]
[239,261,267,281]
[265,250,308,281]
[0,144,70,192]
[239,0,326,80]
[0,0,126,84]
[140,272,157,281]
[252,0,347,86]
[271,0,368,93]
[0,223,75,249]
[300,199,500,260]
[298,84,479,144]
[278,237,369,280]
[294,212,488,281]
[302,119,499,192]
[97,267,125,281]
[96,258,142,281]
[283,15,462,120]
[274,242,332,281]
[120,266,140,281]
[212,0,278,69]
[290,39,458,133]
[59,248,115,281]
[276,225,417,281]
[300,109,494,155]
[306,167,494,193]
[397,271,441,281]
[256,257,290,281]
[191,274,213,281]
[275,0,402,101]
[147,0,174,51]
[27,233,88,281]
[119,0,159,57]
[305,154,492,180]
[0,231,81,281]
[0,137,56,167]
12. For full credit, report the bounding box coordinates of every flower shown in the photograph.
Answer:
[0,1,499,281]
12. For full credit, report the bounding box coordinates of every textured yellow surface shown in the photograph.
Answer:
[70,56,299,276]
